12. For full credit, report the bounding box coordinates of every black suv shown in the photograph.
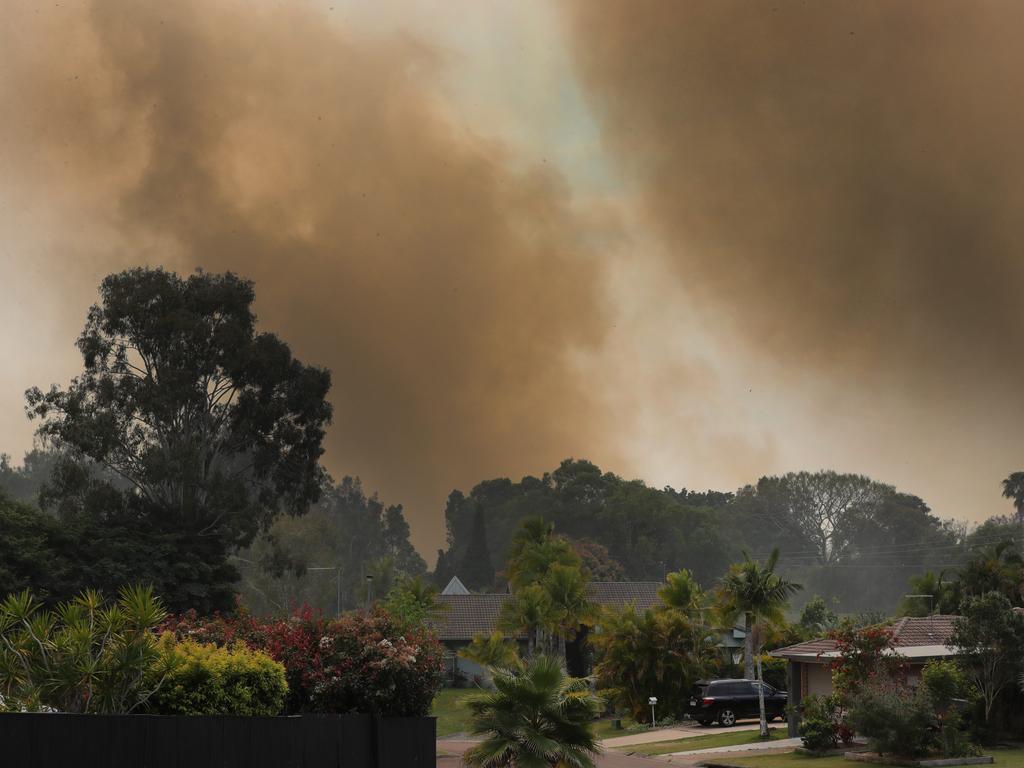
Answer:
[686,679,788,727]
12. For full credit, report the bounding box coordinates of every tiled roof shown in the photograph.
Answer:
[888,615,959,647]
[771,615,961,660]
[430,581,665,641]
[432,594,515,641]
[587,582,662,611]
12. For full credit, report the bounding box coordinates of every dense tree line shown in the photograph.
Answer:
[434,459,1013,614]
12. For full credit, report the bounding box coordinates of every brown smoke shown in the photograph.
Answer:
[0,0,613,554]
[564,1,1024,404]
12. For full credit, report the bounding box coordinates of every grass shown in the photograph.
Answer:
[431,688,479,738]
[721,746,1024,768]
[623,727,787,757]
[592,717,641,739]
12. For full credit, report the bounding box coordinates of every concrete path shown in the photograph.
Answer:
[601,722,760,749]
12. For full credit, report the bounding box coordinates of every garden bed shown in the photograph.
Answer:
[844,752,993,767]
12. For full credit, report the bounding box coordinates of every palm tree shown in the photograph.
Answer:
[506,517,579,592]
[718,548,801,737]
[499,584,556,656]
[464,654,601,768]
[1002,472,1024,524]
[542,564,598,660]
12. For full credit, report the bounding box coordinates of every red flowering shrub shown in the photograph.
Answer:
[160,605,444,716]
[829,622,901,704]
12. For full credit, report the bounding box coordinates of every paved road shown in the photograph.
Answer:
[437,741,670,768]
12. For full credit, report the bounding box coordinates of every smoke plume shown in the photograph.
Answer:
[564,1,1024,405]
[0,0,612,553]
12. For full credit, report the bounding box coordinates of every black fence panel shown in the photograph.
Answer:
[376,717,437,768]
[0,712,432,768]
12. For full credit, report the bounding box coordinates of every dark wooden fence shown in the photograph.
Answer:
[0,712,435,768]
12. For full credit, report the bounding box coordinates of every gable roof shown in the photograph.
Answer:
[771,615,961,662]
[441,576,470,595]
[430,580,665,641]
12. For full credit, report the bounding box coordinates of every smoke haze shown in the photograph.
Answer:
[1,0,615,554]
[3,0,1023,556]
[564,1,1024,403]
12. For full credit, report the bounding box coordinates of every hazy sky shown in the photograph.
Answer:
[2,0,1021,557]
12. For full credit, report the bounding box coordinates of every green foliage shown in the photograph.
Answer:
[829,622,899,704]
[383,575,445,630]
[1002,472,1024,523]
[499,517,595,657]
[0,585,165,713]
[900,571,962,616]
[25,268,332,613]
[505,517,581,592]
[798,694,841,752]
[797,596,838,636]
[590,604,713,722]
[718,548,802,677]
[759,655,788,691]
[460,632,521,670]
[464,655,600,768]
[160,605,446,716]
[458,504,495,592]
[499,584,555,656]
[239,477,426,617]
[951,591,1024,725]
[0,491,56,598]
[571,539,625,582]
[846,681,938,758]
[658,568,704,615]
[147,637,286,715]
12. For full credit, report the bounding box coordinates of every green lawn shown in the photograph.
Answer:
[431,688,479,738]
[623,727,786,757]
[722,746,1024,768]
[592,717,641,740]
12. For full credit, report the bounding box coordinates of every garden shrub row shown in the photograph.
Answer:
[147,638,287,716]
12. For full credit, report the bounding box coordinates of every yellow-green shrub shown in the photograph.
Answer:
[147,636,287,716]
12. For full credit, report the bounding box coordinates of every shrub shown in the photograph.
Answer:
[591,605,709,722]
[798,694,841,751]
[147,637,287,716]
[759,655,788,691]
[0,585,165,713]
[846,681,937,757]
[161,605,445,716]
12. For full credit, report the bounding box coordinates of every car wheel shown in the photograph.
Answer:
[717,708,737,727]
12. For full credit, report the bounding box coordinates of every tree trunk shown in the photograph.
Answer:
[744,613,755,680]
[755,651,769,738]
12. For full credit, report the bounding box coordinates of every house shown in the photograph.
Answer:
[771,615,961,736]
[430,581,663,684]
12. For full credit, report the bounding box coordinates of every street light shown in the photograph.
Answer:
[307,566,343,616]
[648,696,658,728]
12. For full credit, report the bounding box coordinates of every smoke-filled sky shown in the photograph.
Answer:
[2,0,1021,557]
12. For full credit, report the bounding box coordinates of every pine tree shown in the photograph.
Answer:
[459,504,495,591]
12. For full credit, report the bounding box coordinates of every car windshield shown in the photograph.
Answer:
[690,684,708,697]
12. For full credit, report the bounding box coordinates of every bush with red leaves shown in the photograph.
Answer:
[160,605,444,716]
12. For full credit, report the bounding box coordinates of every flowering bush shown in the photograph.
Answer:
[161,605,444,716]
[829,622,901,704]
[147,637,287,716]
